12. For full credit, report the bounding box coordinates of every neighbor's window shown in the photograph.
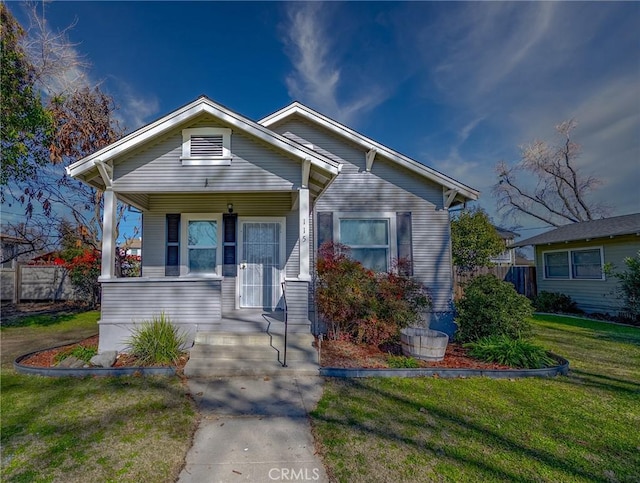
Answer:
[543,247,603,280]
[181,214,222,276]
[571,249,603,279]
[544,251,569,279]
[181,127,231,165]
[340,218,390,272]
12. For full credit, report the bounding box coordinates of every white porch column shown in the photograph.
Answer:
[298,187,310,280]
[100,188,117,279]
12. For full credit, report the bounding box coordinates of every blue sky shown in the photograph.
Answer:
[6,1,640,242]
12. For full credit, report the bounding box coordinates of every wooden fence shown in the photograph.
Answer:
[453,266,537,301]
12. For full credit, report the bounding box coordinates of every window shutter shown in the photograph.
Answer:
[166,214,180,276]
[191,135,223,157]
[317,212,333,248]
[396,212,413,276]
[223,214,237,277]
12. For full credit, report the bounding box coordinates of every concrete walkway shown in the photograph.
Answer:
[178,376,329,483]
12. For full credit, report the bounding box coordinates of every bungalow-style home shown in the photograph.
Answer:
[514,213,640,316]
[66,96,478,361]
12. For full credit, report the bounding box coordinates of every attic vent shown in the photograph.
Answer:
[181,127,232,166]
[191,135,223,157]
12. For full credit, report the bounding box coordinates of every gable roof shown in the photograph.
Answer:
[66,96,342,181]
[513,213,640,247]
[259,102,479,204]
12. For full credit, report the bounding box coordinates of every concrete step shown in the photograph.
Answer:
[194,331,315,347]
[189,344,318,363]
[184,359,319,378]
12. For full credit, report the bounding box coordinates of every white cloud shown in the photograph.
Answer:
[111,79,161,132]
[281,2,388,126]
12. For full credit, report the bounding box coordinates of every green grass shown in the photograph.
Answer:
[311,314,640,482]
[1,311,197,483]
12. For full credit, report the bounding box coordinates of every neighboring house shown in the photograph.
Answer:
[0,234,31,269]
[67,96,478,352]
[514,213,640,315]
[491,227,518,266]
[121,238,142,257]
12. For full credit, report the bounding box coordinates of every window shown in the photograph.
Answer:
[334,213,397,272]
[181,214,222,276]
[543,247,603,280]
[571,249,603,279]
[181,127,231,165]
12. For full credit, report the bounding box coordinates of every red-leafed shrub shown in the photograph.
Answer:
[315,242,431,346]
[59,247,101,306]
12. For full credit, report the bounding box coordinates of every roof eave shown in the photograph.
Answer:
[259,103,479,201]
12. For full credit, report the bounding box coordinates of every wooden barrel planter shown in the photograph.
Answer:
[401,328,449,361]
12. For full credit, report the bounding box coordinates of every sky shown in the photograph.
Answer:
[5,1,640,243]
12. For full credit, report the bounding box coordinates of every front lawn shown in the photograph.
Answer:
[1,310,197,482]
[311,315,640,482]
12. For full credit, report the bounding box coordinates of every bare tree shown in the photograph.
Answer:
[494,120,610,227]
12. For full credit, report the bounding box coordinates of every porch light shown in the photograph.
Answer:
[227,203,234,213]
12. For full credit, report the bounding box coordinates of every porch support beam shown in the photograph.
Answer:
[298,187,311,281]
[301,159,311,188]
[444,189,458,209]
[366,148,377,172]
[100,188,118,279]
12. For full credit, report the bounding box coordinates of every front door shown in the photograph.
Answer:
[238,219,284,309]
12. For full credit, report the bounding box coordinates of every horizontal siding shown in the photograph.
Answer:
[101,279,222,325]
[536,236,640,314]
[140,192,303,307]
[113,115,301,192]
[284,280,310,324]
[272,118,444,207]
[221,277,236,313]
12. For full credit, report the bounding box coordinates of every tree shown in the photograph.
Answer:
[0,2,54,186]
[494,120,609,227]
[450,207,505,274]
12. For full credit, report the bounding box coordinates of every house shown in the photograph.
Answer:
[66,96,478,354]
[121,237,142,257]
[513,213,640,315]
[491,227,518,266]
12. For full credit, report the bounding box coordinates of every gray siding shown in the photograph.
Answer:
[274,118,454,312]
[141,193,298,278]
[113,115,301,192]
[535,236,640,314]
[284,280,310,324]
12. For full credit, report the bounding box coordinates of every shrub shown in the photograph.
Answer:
[464,335,555,369]
[386,354,421,368]
[127,313,186,366]
[316,242,431,346]
[607,251,640,321]
[532,291,580,313]
[455,274,533,342]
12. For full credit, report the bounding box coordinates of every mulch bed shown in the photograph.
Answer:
[18,335,189,371]
[319,338,511,370]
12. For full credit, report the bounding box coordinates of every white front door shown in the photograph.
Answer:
[238,219,285,309]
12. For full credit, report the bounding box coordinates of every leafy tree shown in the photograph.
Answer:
[451,207,505,273]
[0,2,54,186]
[494,120,609,227]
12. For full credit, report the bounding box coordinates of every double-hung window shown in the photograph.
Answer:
[543,247,603,280]
[335,213,397,272]
[181,214,223,276]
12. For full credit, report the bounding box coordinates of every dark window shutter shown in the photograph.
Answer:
[317,212,333,248]
[166,214,180,276]
[396,212,413,276]
[223,214,237,277]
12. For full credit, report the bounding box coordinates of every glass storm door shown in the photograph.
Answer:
[239,221,283,309]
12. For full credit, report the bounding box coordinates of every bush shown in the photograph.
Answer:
[127,313,186,366]
[455,274,533,342]
[316,242,431,346]
[607,251,640,321]
[464,335,555,369]
[532,291,580,313]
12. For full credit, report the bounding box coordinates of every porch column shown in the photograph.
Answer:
[298,187,310,280]
[100,188,117,279]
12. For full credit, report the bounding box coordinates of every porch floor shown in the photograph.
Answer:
[213,309,312,335]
